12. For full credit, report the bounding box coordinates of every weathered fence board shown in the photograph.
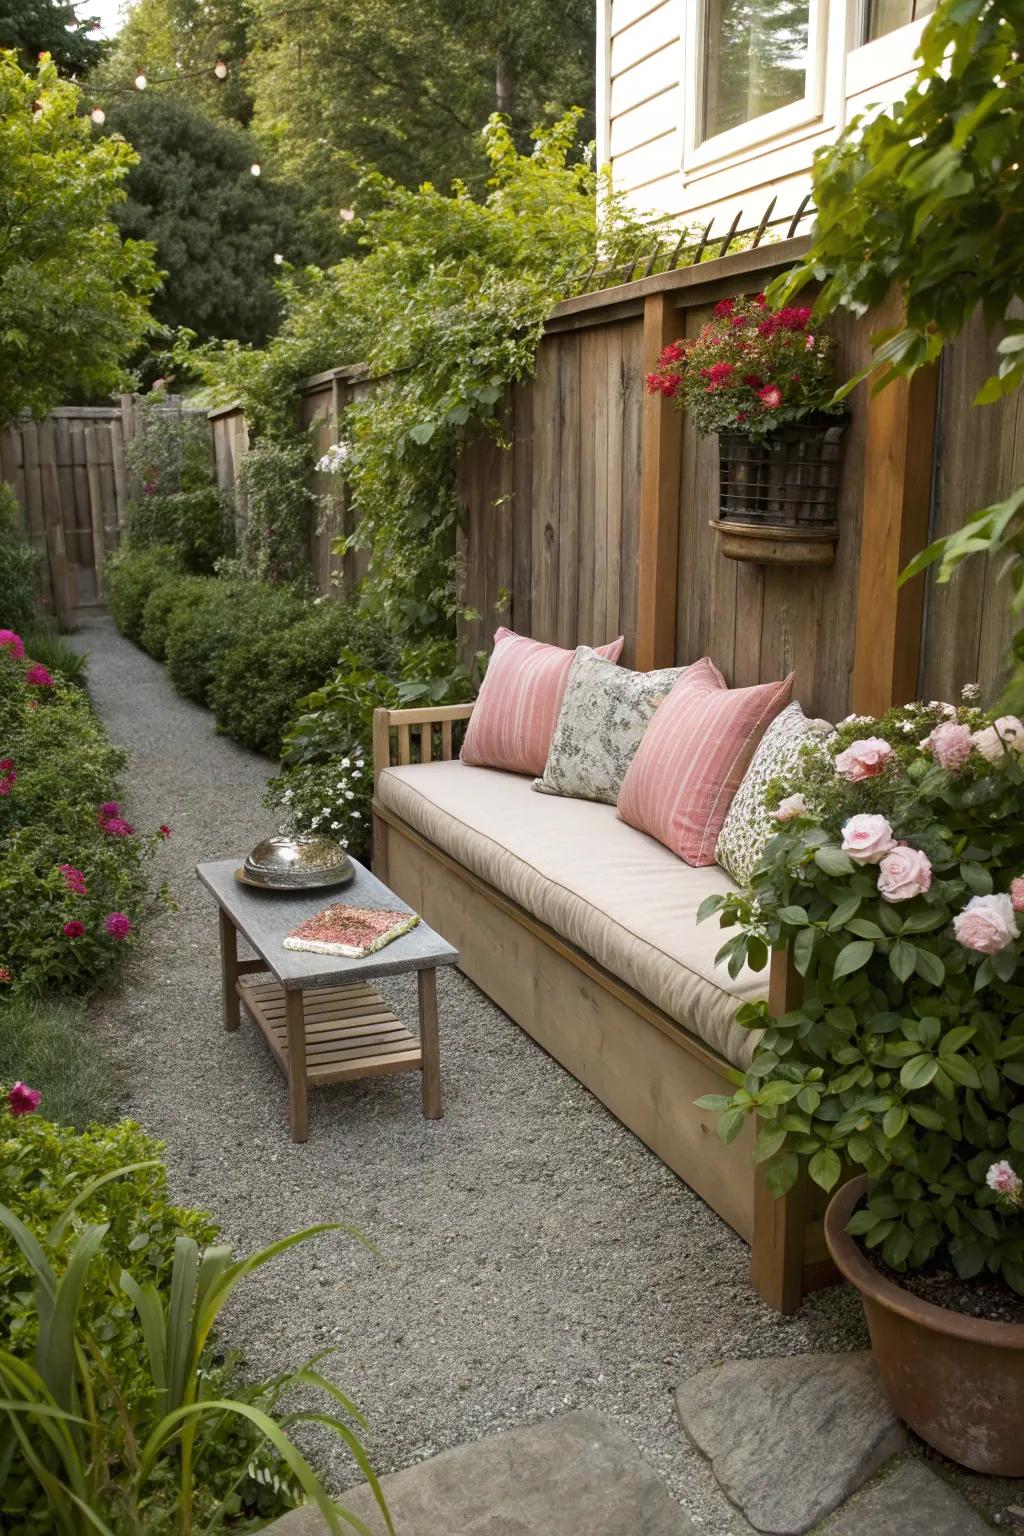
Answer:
[0,396,205,622]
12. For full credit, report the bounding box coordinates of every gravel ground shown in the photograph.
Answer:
[71,618,874,1535]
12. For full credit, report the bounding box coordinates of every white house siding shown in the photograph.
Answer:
[598,0,927,234]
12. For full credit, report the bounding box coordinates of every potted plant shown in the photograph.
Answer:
[646,295,845,565]
[697,691,1024,1474]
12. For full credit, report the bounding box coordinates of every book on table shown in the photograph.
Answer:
[282,903,420,959]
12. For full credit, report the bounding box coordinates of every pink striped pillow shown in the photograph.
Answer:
[617,670,795,866]
[461,628,625,777]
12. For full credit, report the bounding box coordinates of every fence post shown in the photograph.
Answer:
[850,337,939,714]
[84,426,107,598]
[635,290,682,669]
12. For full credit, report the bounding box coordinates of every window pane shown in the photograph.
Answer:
[701,0,810,142]
[863,0,937,41]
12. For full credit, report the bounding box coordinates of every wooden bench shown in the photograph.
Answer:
[372,702,835,1313]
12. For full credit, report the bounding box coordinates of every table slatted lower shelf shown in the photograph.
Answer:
[237,978,422,1086]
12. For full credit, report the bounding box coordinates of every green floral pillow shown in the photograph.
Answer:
[716,701,833,886]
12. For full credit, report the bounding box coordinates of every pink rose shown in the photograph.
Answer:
[972,716,1024,762]
[1012,877,1024,914]
[834,737,893,782]
[920,721,973,771]
[8,1082,41,1117]
[841,813,896,865]
[953,893,1018,954]
[776,793,806,823]
[986,1159,1022,1197]
[877,846,932,902]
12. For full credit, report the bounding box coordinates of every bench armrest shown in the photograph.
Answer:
[372,703,475,783]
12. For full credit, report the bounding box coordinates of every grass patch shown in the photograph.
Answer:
[0,995,120,1128]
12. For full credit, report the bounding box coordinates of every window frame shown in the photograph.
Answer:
[681,0,833,177]
[844,4,930,99]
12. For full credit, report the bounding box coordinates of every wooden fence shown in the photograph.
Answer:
[47,237,1014,722]
[0,395,209,626]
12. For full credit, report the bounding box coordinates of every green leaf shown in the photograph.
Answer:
[808,1148,841,1192]
[753,1127,788,1163]
[845,918,885,940]
[718,1107,748,1144]
[939,1025,976,1056]
[833,940,874,978]
[815,846,855,877]
[900,1054,938,1091]
[778,905,809,926]
[845,1209,881,1235]
[889,940,917,982]
[882,1224,914,1269]
[763,1153,799,1197]
[793,925,817,976]
[913,948,945,987]
[882,1105,908,1138]
[695,1094,732,1112]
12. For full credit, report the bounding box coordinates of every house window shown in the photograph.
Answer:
[701,0,811,142]
[862,0,937,40]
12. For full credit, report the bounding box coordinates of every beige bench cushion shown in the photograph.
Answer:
[377,760,765,1067]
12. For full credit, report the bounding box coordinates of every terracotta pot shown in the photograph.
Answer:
[825,1175,1024,1475]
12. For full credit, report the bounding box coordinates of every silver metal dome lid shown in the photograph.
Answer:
[243,834,354,889]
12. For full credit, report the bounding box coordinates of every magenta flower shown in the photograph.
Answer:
[8,1082,41,1117]
[63,920,86,939]
[58,863,87,895]
[25,663,53,688]
[0,966,10,986]
[159,823,171,839]
[102,817,135,838]
[99,801,121,819]
[0,630,24,659]
[0,758,15,797]
[104,911,132,941]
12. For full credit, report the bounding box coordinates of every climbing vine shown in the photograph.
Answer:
[188,112,677,640]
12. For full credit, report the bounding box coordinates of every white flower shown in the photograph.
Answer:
[331,821,340,830]
[311,816,321,827]
[351,811,362,819]
[315,442,350,474]
[344,790,354,800]
[341,757,351,768]
[961,681,982,702]
[352,770,362,779]
[776,793,806,823]
[356,759,365,768]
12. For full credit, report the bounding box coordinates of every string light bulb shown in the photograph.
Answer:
[250,162,261,177]
[214,60,228,79]
[90,106,106,125]
[134,72,147,90]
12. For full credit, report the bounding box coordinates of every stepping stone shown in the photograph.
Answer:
[265,1412,695,1535]
[818,1456,992,1535]
[676,1352,908,1536]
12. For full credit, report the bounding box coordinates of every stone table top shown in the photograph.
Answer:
[196,855,458,990]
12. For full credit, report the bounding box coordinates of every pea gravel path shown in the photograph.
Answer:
[72,618,867,1535]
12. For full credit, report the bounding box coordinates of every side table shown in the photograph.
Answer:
[196,855,459,1142]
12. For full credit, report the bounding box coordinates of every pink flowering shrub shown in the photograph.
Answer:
[645,294,841,438]
[699,692,1024,1294]
[0,644,167,995]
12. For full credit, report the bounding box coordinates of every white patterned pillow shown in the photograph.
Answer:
[533,647,692,805]
[715,701,833,886]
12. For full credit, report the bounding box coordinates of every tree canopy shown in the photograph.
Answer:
[0,0,105,77]
[101,90,313,354]
[0,51,158,423]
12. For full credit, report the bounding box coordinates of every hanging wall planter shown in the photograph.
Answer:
[646,294,846,568]
[712,416,846,567]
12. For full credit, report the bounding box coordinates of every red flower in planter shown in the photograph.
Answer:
[713,298,735,317]
[707,361,735,386]
[63,920,86,939]
[757,385,783,410]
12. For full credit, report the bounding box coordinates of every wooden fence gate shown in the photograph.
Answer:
[0,396,208,627]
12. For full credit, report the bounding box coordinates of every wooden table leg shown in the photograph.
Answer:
[418,967,442,1120]
[285,988,309,1143]
[219,908,240,1033]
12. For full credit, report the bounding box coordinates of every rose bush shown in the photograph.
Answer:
[645,294,841,438]
[0,639,167,996]
[699,693,1024,1293]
